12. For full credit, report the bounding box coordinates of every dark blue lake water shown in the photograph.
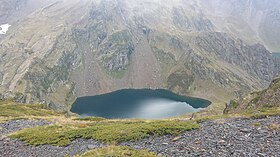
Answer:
[71,89,211,119]
[272,52,280,58]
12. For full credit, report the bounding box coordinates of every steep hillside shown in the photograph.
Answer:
[0,0,279,110]
[201,0,280,52]
[225,77,280,113]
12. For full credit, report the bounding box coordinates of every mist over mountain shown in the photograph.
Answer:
[0,0,279,110]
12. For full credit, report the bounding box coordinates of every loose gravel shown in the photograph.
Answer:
[0,119,104,157]
[0,117,279,157]
[121,116,280,157]
[0,138,104,157]
[0,119,50,137]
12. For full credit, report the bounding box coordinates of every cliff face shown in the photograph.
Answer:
[0,0,279,110]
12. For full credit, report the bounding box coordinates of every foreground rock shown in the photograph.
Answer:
[0,117,279,157]
[0,119,50,137]
[0,119,104,157]
[0,138,104,157]
[122,116,280,157]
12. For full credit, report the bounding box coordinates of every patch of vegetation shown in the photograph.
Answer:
[248,78,280,105]
[0,100,59,117]
[195,114,231,123]
[243,107,280,119]
[249,95,261,104]
[267,123,279,131]
[152,46,176,79]
[271,78,280,91]
[167,70,194,93]
[74,117,106,122]
[223,100,239,113]
[107,69,126,79]
[251,122,261,127]
[76,146,157,157]
[194,107,280,123]
[248,90,264,105]
[10,120,199,146]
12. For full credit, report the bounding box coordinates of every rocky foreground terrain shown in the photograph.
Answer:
[0,116,279,157]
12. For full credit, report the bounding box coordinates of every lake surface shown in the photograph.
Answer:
[272,52,280,58]
[71,89,211,119]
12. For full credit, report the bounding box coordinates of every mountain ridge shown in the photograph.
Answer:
[0,0,279,110]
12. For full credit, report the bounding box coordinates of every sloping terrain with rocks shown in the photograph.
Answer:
[122,116,280,157]
[0,0,279,111]
[0,77,279,157]
[225,77,280,113]
[0,116,279,157]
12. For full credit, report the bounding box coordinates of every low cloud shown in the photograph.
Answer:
[0,24,11,34]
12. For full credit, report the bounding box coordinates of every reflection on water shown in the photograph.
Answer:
[131,99,199,119]
[71,89,211,119]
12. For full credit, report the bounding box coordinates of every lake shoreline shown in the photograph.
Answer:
[71,89,211,120]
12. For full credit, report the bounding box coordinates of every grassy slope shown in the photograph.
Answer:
[10,120,199,146]
[0,103,57,117]
[0,100,166,156]
[224,77,280,113]
[0,100,60,122]
[0,100,198,146]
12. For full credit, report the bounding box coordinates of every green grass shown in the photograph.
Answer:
[10,120,199,146]
[74,117,106,122]
[0,100,59,117]
[76,146,157,157]
[107,69,126,79]
[195,107,280,123]
[271,78,280,91]
[240,107,280,119]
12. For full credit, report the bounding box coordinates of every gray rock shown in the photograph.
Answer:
[0,119,50,137]
[121,116,280,157]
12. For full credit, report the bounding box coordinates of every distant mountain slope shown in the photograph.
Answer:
[0,0,279,110]
[201,0,280,52]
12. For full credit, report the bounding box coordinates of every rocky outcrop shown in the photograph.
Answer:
[225,77,280,113]
[122,116,280,157]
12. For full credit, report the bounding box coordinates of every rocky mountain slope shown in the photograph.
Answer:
[0,0,279,110]
[225,77,280,113]
[201,0,280,52]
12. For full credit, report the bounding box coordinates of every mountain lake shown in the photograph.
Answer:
[71,89,211,119]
